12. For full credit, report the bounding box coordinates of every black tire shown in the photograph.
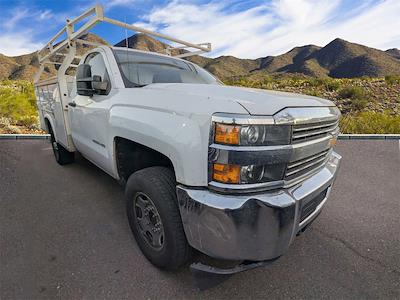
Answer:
[49,128,74,165]
[125,166,191,270]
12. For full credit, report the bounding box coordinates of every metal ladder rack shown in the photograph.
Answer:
[35,4,211,84]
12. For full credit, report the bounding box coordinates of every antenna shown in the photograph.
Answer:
[124,16,128,48]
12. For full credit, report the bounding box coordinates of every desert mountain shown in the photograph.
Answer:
[254,39,400,78]
[258,45,323,76]
[114,35,400,78]
[0,34,108,81]
[114,34,181,55]
[386,48,400,60]
[1,34,399,81]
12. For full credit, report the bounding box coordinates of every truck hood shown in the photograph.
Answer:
[145,83,334,115]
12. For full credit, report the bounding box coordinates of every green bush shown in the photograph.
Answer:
[351,98,369,110]
[384,75,400,85]
[340,111,400,134]
[338,86,365,99]
[0,80,38,127]
[306,78,340,91]
[262,76,274,85]
[305,90,322,97]
[324,80,341,92]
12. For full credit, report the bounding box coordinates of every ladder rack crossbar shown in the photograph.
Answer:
[35,4,211,84]
[102,17,211,53]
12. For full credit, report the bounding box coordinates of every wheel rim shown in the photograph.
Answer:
[133,192,165,250]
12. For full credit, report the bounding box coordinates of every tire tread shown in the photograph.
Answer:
[125,166,191,269]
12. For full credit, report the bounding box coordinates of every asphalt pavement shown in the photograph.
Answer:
[0,139,399,299]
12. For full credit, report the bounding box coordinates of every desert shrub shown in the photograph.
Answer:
[351,98,369,110]
[0,116,23,134]
[262,76,274,85]
[384,75,400,85]
[324,79,341,91]
[17,115,40,128]
[307,78,324,87]
[340,111,400,134]
[306,90,322,97]
[360,75,374,81]
[0,80,38,127]
[305,78,340,91]
[0,116,11,127]
[338,86,365,99]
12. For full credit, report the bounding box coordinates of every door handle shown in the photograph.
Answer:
[68,102,76,107]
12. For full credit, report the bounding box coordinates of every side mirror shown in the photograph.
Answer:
[76,64,94,96]
[92,75,109,94]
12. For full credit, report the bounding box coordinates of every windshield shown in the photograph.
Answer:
[113,49,220,87]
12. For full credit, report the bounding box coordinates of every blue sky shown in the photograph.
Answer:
[0,0,399,58]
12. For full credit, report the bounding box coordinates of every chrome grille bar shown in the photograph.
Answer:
[285,149,330,179]
[292,121,339,143]
[286,149,329,170]
[293,120,338,132]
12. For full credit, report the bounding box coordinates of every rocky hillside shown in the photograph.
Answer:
[386,48,400,60]
[0,34,108,81]
[259,39,400,78]
[114,35,400,79]
[0,52,42,81]
[1,34,399,81]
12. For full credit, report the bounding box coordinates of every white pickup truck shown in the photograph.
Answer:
[35,5,341,275]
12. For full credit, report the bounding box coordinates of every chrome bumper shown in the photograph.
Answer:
[177,151,341,261]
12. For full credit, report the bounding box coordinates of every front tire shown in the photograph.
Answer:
[49,128,74,165]
[125,167,191,270]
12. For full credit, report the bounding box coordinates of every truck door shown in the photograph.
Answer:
[69,51,113,174]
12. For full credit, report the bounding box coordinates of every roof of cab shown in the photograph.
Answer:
[110,46,188,61]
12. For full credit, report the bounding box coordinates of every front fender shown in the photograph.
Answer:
[109,105,211,186]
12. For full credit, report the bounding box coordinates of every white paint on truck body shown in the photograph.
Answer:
[37,46,336,186]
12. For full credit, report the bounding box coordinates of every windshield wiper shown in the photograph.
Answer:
[127,82,148,88]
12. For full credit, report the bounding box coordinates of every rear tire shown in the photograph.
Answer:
[125,166,191,270]
[49,128,74,165]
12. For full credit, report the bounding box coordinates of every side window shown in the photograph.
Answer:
[85,52,111,95]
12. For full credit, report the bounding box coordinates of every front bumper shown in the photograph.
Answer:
[177,151,341,261]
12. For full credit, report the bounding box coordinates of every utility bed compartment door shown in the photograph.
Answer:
[36,83,69,148]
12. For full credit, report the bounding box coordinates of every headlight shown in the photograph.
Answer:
[212,162,285,184]
[210,117,290,186]
[214,123,291,146]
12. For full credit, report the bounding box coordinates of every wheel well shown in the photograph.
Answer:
[44,118,51,133]
[115,137,174,185]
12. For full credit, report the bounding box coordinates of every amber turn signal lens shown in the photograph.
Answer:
[214,124,240,145]
[329,136,337,147]
[212,163,241,184]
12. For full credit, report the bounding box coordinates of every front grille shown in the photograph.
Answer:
[292,120,339,143]
[285,149,330,181]
[300,188,328,222]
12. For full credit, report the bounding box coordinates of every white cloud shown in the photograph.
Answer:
[131,21,158,32]
[3,8,29,31]
[135,0,400,58]
[326,0,400,50]
[0,6,65,56]
[38,9,54,21]
[0,34,43,56]
[1,0,399,58]
[104,0,137,10]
